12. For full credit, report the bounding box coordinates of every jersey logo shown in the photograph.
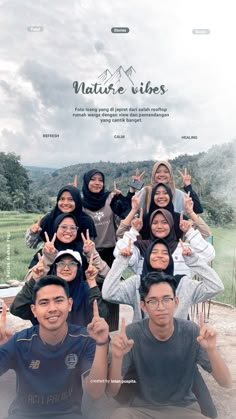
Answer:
[29,360,40,369]
[65,353,78,369]
[94,211,104,222]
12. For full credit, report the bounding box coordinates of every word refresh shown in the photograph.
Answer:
[72,81,168,95]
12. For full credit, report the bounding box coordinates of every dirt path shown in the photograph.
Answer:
[0,303,235,419]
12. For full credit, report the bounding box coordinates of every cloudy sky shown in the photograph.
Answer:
[0,0,235,168]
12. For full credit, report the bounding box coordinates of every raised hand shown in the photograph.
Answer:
[85,251,98,285]
[120,238,133,257]
[87,300,109,344]
[179,239,192,256]
[197,312,217,351]
[81,229,94,255]
[30,216,42,233]
[113,181,122,195]
[0,304,13,345]
[184,191,194,215]
[178,167,191,187]
[131,207,143,232]
[43,232,57,254]
[32,253,49,281]
[132,168,145,182]
[179,211,192,233]
[111,318,134,359]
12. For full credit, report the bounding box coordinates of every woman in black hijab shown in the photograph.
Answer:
[140,182,186,240]
[26,185,96,248]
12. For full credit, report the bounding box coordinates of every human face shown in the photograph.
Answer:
[58,191,76,213]
[154,165,171,184]
[56,256,78,282]
[88,173,103,193]
[56,217,78,243]
[31,284,73,332]
[154,185,170,207]
[141,282,178,328]
[149,243,170,271]
[151,213,170,238]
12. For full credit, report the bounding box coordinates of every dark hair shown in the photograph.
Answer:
[32,275,70,304]
[139,272,177,301]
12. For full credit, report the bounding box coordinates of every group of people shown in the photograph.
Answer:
[0,161,232,419]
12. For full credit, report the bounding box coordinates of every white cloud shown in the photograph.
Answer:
[0,0,235,167]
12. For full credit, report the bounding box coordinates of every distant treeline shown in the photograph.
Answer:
[1,139,236,226]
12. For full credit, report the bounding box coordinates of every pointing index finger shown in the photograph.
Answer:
[199,312,204,329]
[120,317,126,336]
[93,299,99,318]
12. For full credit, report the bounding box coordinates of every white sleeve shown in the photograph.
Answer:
[185,228,215,262]
[102,255,138,307]
[183,252,224,302]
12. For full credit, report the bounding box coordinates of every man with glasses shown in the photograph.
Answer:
[107,272,232,419]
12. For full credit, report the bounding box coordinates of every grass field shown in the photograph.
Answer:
[0,211,236,306]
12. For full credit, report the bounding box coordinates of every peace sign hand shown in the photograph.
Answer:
[131,208,143,232]
[120,238,133,257]
[179,211,192,233]
[197,312,217,351]
[87,300,109,344]
[178,168,191,187]
[184,192,194,215]
[132,168,145,182]
[81,229,94,255]
[85,251,98,285]
[43,232,57,254]
[32,253,49,281]
[111,318,134,359]
[179,239,192,256]
[30,216,42,233]
[0,304,13,345]
[113,181,122,195]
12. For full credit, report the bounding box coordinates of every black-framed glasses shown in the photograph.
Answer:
[145,297,174,310]
[55,261,78,269]
[58,225,78,232]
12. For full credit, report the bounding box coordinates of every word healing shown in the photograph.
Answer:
[73,81,168,95]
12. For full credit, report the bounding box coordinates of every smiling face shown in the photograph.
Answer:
[154,165,171,184]
[55,256,78,282]
[58,191,76,213]
[151,213,170,238]
[88,173,104,193]
[31,284,73,333]
[149,243,170,271]
[56,217,78,243]
[153,185,170,207]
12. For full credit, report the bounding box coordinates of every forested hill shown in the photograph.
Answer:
[27,139,236,225]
